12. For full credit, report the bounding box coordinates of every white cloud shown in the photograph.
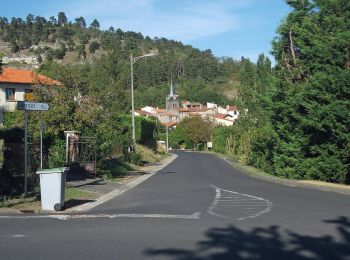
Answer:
[58,0,255,42]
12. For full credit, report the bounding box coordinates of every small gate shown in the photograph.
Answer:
[68,136,97,175]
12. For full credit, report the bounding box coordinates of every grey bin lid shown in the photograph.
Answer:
[36,167,69,175]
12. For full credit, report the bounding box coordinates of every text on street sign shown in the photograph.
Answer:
[17,101,50,111]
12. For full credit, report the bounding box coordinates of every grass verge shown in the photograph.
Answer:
[206,151,350,195]
[65,186,99,201]
[0,186,98,213]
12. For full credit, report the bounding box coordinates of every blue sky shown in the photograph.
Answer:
[1,0,291,62]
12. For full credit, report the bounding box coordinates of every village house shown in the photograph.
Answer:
[0,67,60,124]
[181,100,202,110]
[208,113,235,126]
[217,105,240,120]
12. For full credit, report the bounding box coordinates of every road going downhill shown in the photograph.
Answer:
[1,151,349,259]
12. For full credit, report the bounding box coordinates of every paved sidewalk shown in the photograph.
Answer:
[66,154,177,212]
[67,159,174,196]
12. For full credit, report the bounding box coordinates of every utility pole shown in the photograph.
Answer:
[166,123,169,153]
[130,51,158,146]
[40,120,46,170]
[24,111,28,195]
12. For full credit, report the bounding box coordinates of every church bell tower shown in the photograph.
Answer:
[166,79,179,112]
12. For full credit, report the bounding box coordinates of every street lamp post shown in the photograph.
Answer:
[166,123,169,153]
[130,52,157,145]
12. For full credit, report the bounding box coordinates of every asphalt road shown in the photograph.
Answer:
[1,151,350,259]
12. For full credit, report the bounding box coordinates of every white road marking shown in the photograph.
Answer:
[5,234,26,238]
[207,185,273,221]
[0,212,201,221]
[207,186,222,218]
[284,184,296,187]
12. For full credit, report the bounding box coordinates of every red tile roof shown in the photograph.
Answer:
[227,105,239,111]
[211,114,227,119]
[159,112,177,117]
[161,122,177,128]
[0,67,61,85]
[177,107,208,113]
[210,114,235,122]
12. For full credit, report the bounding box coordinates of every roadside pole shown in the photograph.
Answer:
[40,125,43,170]
[40,120,46,170]
[18,101,50,196]
[24,110,28,195]
[166,123,169,153]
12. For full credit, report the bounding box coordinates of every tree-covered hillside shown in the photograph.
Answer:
[0,12,244,107]
[0,12,248,192]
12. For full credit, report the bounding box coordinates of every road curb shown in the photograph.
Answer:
[69,153,178,212]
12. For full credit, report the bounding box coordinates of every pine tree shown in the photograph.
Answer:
[74,16,86,28]
[90,19,100,29]
[57,12,67,27]
[271,0,350,182]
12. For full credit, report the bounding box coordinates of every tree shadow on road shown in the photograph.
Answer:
[145,216,350,260]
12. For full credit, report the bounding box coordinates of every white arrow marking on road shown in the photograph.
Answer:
[207,185,273,221]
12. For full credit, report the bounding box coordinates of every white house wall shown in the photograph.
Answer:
[0,83,32,111]
[141,106,155,113]
[217,107,227,114]
[212,117,234,126]
[227,111,240,120]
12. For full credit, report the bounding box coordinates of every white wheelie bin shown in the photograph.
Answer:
[36,167,69,211]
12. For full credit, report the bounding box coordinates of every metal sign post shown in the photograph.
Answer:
[166,123,169,153]
[24,110,28,195]
[18,101,49,196]
[40,120,46,170]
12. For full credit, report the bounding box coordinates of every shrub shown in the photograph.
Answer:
[47,139,66,168]
[97,157,132,178]
[89,41,100,53]
[130,152,142,166]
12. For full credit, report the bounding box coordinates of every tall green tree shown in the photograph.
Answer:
[256,54,273,95]
[74,16,86,28]
[271,0,350,182]
[90,19,100,29]
[171,116,213,149]
[57,12,67,26]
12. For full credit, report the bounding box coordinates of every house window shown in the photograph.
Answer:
[5,88,15,101]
